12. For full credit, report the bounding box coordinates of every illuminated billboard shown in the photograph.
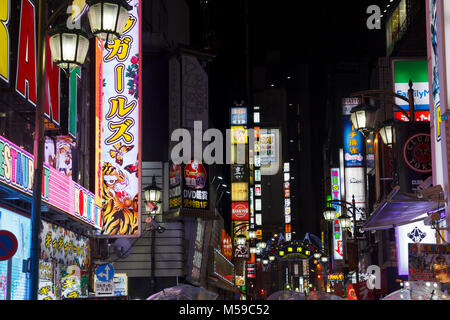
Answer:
[100,0,141,236]
[393,59,430,121]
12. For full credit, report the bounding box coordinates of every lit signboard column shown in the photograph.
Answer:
[331,168,343,261]
[253,106,262,239]
[342,98,366,230]
[99,1,142,237]
[284,162,291,241]
[426,0,450,241]
[230,106,250,288]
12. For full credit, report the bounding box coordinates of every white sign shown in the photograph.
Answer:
[344,167,366,221]
[95,278,114,297]
[395,216,436,276]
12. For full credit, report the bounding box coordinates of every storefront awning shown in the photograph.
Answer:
[361,185,446,231]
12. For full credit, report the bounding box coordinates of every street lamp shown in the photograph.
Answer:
[143,176,163,294]
[323,196,367,284]
[236,234,247,246]
[144,176,162,204]
[48,26,90,71]
[338,212,352,231]
[86,0,133,43]
[349,104,378,135]
[378,119,395,148]
[323,207,337,222]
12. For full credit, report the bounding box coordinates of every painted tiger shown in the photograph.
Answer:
[101,162,139,235]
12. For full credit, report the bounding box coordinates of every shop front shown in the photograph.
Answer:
[0,134,101,300]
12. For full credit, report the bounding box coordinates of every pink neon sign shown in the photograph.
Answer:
[0,134,101,229]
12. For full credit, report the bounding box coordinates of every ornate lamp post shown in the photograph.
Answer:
[30,0,132,300]
[322,196,367,284]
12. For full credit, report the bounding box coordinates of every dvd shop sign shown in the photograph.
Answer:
[232,202,249,221]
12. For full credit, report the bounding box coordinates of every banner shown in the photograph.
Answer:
[100,0,141,236]
[408,243,450,283]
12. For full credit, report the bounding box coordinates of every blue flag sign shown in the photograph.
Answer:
[0,230,18,261]
[96,263,115,282]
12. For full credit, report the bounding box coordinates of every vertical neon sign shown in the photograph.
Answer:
[100,0,141,236]
[331,168,343,260]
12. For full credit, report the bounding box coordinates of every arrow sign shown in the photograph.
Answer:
[0,230,18,261]
[96,263,115,282]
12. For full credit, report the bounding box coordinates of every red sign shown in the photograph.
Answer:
[395,111,430,122]
[221,229,232,261]
[232,202,249,221]
[184,161,207,189]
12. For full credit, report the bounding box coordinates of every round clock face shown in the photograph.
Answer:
[403,133,432,173]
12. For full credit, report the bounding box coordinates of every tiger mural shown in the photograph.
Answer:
[101,162,139,235]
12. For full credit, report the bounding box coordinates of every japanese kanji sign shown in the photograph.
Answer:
[99,0,141,237]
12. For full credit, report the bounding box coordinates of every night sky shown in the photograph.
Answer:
[188,0,393,236]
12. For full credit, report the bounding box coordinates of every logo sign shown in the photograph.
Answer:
[393,60,430,112]
[96,263,115,282]
[232,202,249,221]
[230,107,247,125]
[0,230,18,261]
[403,133,432,173]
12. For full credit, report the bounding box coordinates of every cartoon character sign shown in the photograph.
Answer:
[184,161,207,189]
[56,136,75,178]
[101,162,139,235]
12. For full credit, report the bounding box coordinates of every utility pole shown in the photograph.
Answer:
[29,0,47,301]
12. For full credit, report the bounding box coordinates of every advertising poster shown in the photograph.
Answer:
[182,160,209,210]
[386,0,407,56]
[40,221,90,269]
[343,115,365,167]
[233,221,249,259]
[169,162,182,210]
[100,0,141,236]
[259,129,280,176]
[408,243,450,283]
[231,126,248,144]
[55,136,76,179]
